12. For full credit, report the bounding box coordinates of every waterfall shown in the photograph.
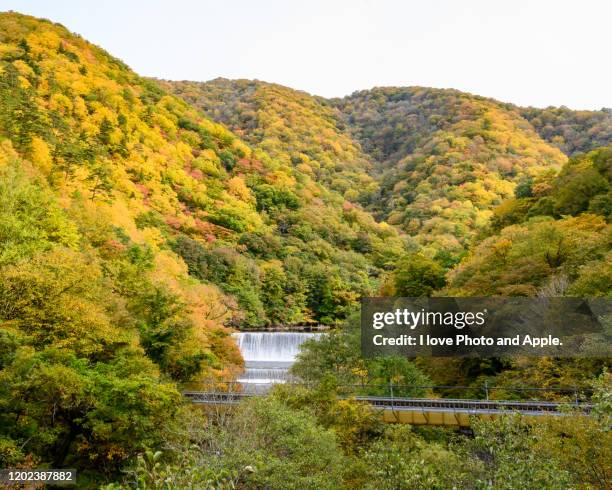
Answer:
[234,332,319,363]
[233,332,321,391]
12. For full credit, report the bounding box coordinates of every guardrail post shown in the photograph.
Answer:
[574,386,579,406]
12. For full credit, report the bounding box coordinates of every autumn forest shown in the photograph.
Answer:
[0,12,610,489]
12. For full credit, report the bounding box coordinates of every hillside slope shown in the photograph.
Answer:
[166,81,577,260]
[447,147,611,297]
[0,12,248,379]
[0,13,407,332]
[0,12,249,473]
[332,87,570,257]
[518,105,612,156]
[158,78,380,204]
[0,11,413,474]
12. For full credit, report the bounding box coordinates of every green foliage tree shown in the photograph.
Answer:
[551,147,611,218]
[458,415,573,489]
[0,248,129,357]
[105,397,348,490]
[360,425,475,489]
[0,63,46,150]
[0,248,183,475]
[0,346,181,474]
[254,184,300,212]
[292,315,431,397]
[0,164,79,266]
[133,286,207,381]
[393,254,446,296]
[86,162,115,202]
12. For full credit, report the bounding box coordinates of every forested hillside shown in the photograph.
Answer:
[447,147,611,297]
[157,78,380,204]
[331,87,571,258]
[0,12,407,476]
[518,105,612,156]
[166,82,610,264]
[0,13,409,332]
[0,10,610,487]
[165,77,611,399]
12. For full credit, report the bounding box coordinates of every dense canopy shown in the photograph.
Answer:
[0,11,610,487]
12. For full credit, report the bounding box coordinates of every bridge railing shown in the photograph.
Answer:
[188,379,595,404]
[183,390,593,415]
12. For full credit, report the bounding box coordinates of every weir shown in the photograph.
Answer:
[233,332,320,392]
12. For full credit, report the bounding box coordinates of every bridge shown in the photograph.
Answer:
[183,390,593,427]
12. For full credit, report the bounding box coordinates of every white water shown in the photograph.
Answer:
[233,332,320,390]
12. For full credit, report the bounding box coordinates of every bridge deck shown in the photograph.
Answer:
[183,391,591,426]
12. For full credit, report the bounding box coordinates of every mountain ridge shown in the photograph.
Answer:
[163,78,609,260]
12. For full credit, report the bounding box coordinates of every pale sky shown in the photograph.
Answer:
[3,0,611,109]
